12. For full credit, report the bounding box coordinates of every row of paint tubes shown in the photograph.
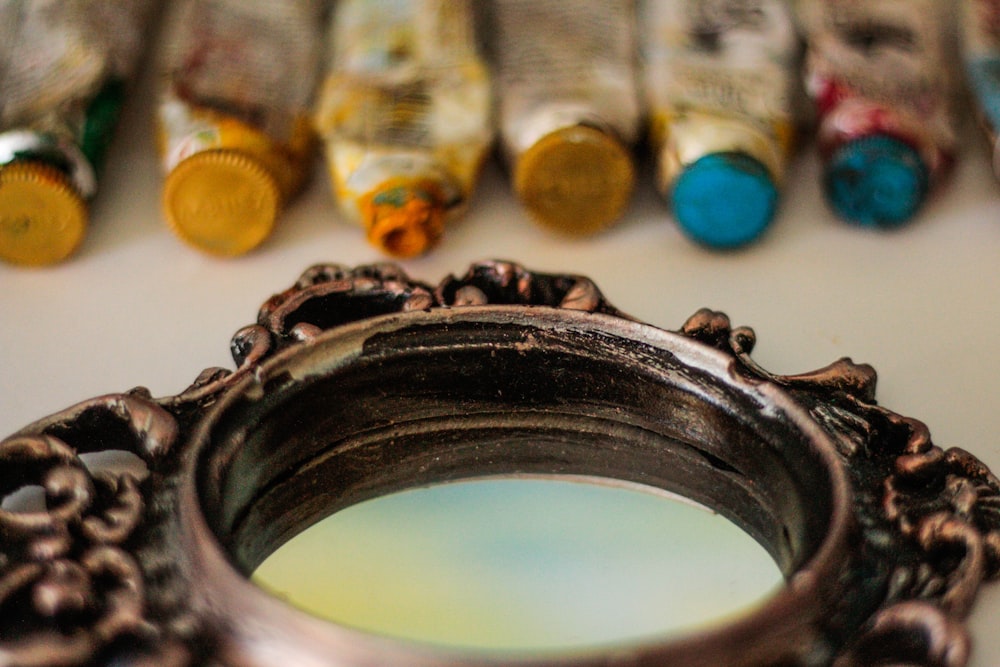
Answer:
[0,0,989,266]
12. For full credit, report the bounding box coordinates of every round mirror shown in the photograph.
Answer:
[186,306,849,665]
[254,476,782,651]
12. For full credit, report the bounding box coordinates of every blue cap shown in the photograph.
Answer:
[824,135,929,228]
[672,152,778,249]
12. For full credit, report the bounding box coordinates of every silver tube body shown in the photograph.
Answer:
[0,0,157,196]
[313,0,493,228]
[492,0,641,161]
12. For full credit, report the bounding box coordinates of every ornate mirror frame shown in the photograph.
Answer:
[2,261,998,667]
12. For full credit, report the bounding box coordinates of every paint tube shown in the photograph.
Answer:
[799,0,959,228]
[313,0,492,258]
[157,0,325,257]
[0,0,155,266]
[492,0,641,236]
[962,0,1000,182]
[640,0,801,249]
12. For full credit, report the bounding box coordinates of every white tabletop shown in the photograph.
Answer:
[3,55,1000,662]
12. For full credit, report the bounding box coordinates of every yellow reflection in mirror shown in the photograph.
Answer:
[254,477,783,650]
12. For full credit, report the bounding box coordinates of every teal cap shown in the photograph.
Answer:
[671,152,778,249]
[824,135,929,228]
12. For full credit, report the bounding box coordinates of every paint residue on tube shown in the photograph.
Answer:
[314,0,493,258]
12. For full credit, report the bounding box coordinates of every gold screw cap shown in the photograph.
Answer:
[163,149,280,257]
[0,162,88,267]
[514,125,635,236]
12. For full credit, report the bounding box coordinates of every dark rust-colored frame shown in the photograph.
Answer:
[2,261,998,667]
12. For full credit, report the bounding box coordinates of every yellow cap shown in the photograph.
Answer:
[514,125,635,235]
[0,162,88,267]
[360,180,446,258]
[163,149,280,257]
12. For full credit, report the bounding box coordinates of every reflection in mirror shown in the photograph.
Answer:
[254,477,783,651]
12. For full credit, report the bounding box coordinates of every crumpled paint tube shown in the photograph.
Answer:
[157,0,325,257]
[0,0,156,266]
[962,0,1000,183]
[640,0,801,249]
[492,0,641,236]
[799,0,959,228]
[313,0,493,258]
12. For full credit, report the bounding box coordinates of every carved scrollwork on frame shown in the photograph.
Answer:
[0,394,193,666]
[1,261,998,667]
[682,307,1000,667]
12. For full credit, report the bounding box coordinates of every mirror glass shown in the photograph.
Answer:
[253,477,783,651]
